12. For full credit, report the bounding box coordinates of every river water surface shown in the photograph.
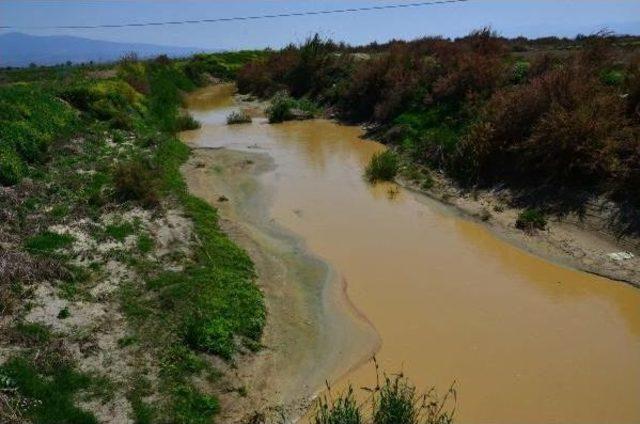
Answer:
[182,85,640,424]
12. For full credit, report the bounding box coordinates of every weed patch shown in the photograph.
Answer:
[226,110,252,125]
[515,209,547,233]
[365,150,399,183]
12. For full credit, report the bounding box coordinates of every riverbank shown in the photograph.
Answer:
[0,56,267,424]
[179,84,640,423]
[239,88,640,289]
[180,86,379,422]
[398,170,640,288]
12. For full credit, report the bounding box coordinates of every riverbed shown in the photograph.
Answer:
[181,84,640,424]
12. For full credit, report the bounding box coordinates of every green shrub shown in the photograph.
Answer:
[512,61,530,83]
[0,146,24,185]
[57,307,71,319]
[267,92,295,123]
[515,209,547,233]
[365,150,399,183]
[226,110,252,125]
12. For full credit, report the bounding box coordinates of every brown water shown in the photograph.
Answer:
[183,85,640,424]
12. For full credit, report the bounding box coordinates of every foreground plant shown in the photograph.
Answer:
[226,110,253,125]
[314,360,456,424]
[365,151,399,183]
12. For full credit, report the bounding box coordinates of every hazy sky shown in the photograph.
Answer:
[2,1,639,49]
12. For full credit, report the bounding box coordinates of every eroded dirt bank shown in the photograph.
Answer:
[181,84,640,424]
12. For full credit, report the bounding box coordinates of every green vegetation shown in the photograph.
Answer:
[315,387,361,424]
[365,150,400,183]
[314,365,456,424]
[237,31,640,234]
[0,83,78,185]
[0,355,100,424]
[226,110,252,124]
[104,221,136,241]
[112,158,160,207]
[267,91,319,123]
[24,231,75,254]
[515,209,547,233]
[0,50,264,423]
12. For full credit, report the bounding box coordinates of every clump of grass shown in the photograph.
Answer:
[24,231,75,254]
[112,159,160,208]
[315,386,362,424]
[175,114,201,131]
[515,208,547,233]
[314,360,456,424]
[104,222,135,241]
[365,150,399,183]
[137,232,154,254]
[226,110,252,125]
[57,307,71,319]
[8,322,51,346]
[0,147,24,186]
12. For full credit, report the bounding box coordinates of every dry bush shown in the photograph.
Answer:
[0,251,70,315]
[112,158,160,208]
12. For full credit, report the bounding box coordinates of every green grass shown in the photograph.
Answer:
[0,356,98,424]
[365,150,399,183]
[314,371,456,424]
[105,221,136,241]
[314,386,362,424]
[137,232,154,254]
[24,231,75,254]
[10,322,52,346]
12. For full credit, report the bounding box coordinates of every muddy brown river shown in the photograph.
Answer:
[182,85,640,423]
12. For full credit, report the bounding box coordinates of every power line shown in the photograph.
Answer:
[2,0,470,30]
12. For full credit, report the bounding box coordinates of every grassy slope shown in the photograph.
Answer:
[0,52,265,423]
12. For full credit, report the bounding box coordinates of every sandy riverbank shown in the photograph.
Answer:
[180,146,378,423]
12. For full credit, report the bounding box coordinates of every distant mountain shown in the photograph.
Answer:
[0,32,207,67]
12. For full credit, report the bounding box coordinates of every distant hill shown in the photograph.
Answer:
[0,32,207,67]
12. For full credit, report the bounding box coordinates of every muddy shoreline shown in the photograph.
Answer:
[398,173,640,288]
[181,147,379,423]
